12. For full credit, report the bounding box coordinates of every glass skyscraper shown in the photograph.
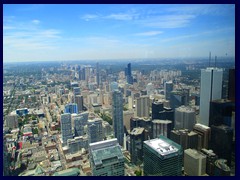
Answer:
[143,135,183,176]
[64,103,78,114]
[112,90,124,146]
[61,113,73,145]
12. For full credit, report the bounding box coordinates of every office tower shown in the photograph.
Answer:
[152,101,164,120]
[73,87,81,96]
[102,121,112,138]
[96,62,100,88]
[75,95,84,113]
[112,90,124,146]
[214,159,230,176]
[174,106,196,131]
[64,103,78,114]
[152,119,172,138]
[164,81,173,100]
[200,68,223,126]
[209,99,233,127]
[61,113,73,145]
[163,107,174,122]
[184,149,206,176]
[228,69,235,101]
[143,135,183,176]
[135,95,150,118]
[67,136,88,154]
[110,82,118,92]
[170,90,188,109]
[209,125,233,166]
[79,112,89,125]
[126,63,133,85]
[88,118,103,144]
[89,139,125,176]
[130,127,145,165]
[73,114,84,137]
[146,83,154,95]
[193,124,211,150]
[130,117,152,139]
[123,110,134,133]
[5,115,18,129]
[170,130,198,150]
[201,149,218,176]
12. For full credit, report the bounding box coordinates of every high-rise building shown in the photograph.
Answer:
[79,112,89,125]
[126,63,133,85]
[110,82,118,92]
[112,90,124,146]
[123,110,134,133]
[135,95,150,118]
[184,149,206,176]
[174,106,196,131]
[73,87,81,96]
[72,114,84,137]
[67,136,88,153]
[209,124,233,166]
[209,99,234,127]
[152,119,172,138]
[75,95,84,113]
[170,90,188,110]
[152,101,164,120]
[88,118,103,144]
[130,117,152,139]
[193,124,211,150]
[130,127,145,165]
[61,113,73,145]
[200,68,223,126]
[143,135,183,176]
[164,81,173,100]
[64,103,78,114]
[89,139,125,176]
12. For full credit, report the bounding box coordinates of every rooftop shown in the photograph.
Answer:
[144,136,181,156]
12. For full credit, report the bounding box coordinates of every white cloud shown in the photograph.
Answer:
[81,14,99,21]
[105,13,136,20]
[135,31,163,36]
[32,19,40,24]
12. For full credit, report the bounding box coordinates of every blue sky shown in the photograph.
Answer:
[3,4,235,62]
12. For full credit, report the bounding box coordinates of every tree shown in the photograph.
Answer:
[134,170,142,176]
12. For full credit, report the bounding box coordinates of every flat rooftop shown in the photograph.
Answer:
[144,137,179,156]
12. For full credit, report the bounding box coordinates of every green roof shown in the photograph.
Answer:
[52,168,80,176]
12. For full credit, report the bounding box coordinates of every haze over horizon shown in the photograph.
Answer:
[3,4,235,62]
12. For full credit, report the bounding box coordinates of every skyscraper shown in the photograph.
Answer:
[64,103,78,114]
[174,106,196,131]
[75,95,84,113]
[126,63,133,85]
[61,113,73,145]
[96,62,100,88]
[152,101,164,120]
[89,139,125,176]
[88,118,103,144]
[152,119,172,138]
[184,149,207,176]
[200,67,223,126]
[193,123,211,150]
[112,90,124,146]
[164,81,173,100]
[72,114,84,137]
[143,135,183,176]
[135,95,150,118]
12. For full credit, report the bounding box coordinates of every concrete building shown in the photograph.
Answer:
[61,113,73,145]
[72,114,85,137]
[75,95,84,113]
[130,127,145,165]
[88,118,103,144]
[164,81,173,100]
[143,135,183,176]
[135,95,150,118]
[193,123,211,150]
[89,139,125,176]
[200,68,223,126]
[123,110,134,132]
[152,119,172,138]
[184,149,206,176]
[174,106,196,131]
[5,115,18,129]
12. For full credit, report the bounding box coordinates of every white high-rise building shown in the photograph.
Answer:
[200,68,223,126]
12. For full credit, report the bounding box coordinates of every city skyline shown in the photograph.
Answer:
[3,4,235,62]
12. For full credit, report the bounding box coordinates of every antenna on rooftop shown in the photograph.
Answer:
[209,51,211,67]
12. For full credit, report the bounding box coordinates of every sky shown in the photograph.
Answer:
[3,4,235,62]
